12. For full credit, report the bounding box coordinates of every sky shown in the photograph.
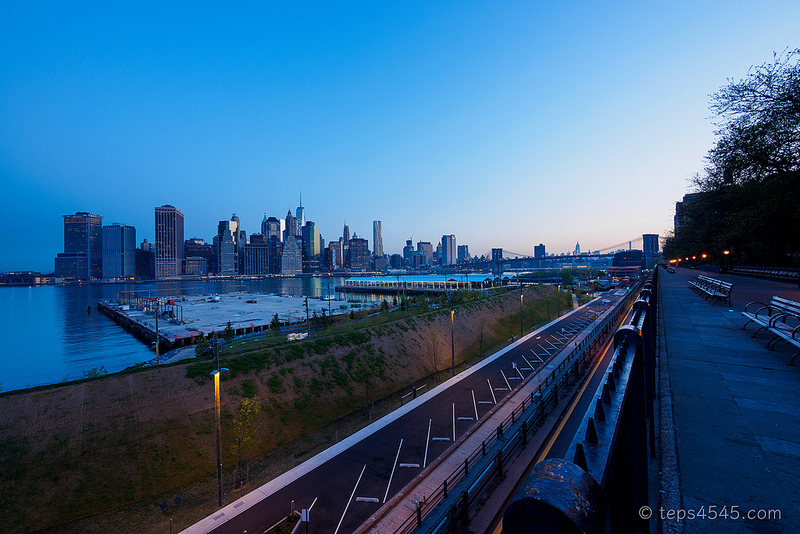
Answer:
[2,1,799,273]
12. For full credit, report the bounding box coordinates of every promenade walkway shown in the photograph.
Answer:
[660,268,800,533]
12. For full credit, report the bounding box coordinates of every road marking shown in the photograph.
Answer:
[478,400,493,405]
[399,463,420,468]
[309,496,318,510]
[423,419,432,468]
[516,366,525,380]
[487,379,497,404]
[356,497,380,503]
[457,416,474,421]
[384,439,403,503]
[431,437,450,442]
[501,370,512,390]
[534,354,544,362]
[494,387,508,391]
[334,464,366,534]
[472,390,479,421]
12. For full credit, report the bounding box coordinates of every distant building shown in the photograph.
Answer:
[214,219,238,275]
[55,212,103,280]
[534,243,546,258]
[417,241,433,265]
[155,205,184,280]
[457,244,470,263]
[674,193,702,234]
[574,241,581,256]
[184,257,208,276]
[373,221,383,258]
[243,242,269,275]
[184,238,214,274]
[102,223,136,279]
[347,236,370,271]
[442,235,456,265]
[136,239,155,279]
[373,255,388,271]
[263,216,281,242]
[302,221,321,273]
[280,237,303,275]
[284,210,298,240]
[389,254,403,269]
[296,194,305,228]
[329,241,343,270]
[250,233,267,245]
[403,240,414,266]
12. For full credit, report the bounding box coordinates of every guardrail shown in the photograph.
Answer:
[503,270,657,534]
[387,278,649,534]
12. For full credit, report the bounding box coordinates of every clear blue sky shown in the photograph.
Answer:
[2,1,798,272]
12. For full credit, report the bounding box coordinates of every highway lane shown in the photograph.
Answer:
[187,291,624,534]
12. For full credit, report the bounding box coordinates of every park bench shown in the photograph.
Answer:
[742,296,800,365]
[688,274,734,306]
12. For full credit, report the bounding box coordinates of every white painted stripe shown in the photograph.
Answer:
[478,400,493,405]
[399,463,419,468]
[356,497,380,503]
[452,403,456,442]
[522,355,534,369]
[432,437,450,442]
[495,387,508,391]
[488,378,497,404]
[471,390,479,421]
[516,367,525,380]
[334,464,366,534]
[423,419,431,468]
[383,439,403,503]
[501,370,512,390]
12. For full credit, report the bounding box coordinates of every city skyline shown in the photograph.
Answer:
[3,2,800,272]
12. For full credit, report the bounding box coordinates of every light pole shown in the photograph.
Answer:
[154,299,160,365]
[519,293,524,337]
[450,309,455,377]
[557,285,561,317]
[211,367,229,507]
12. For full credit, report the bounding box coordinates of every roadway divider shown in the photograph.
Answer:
[503,270,657,534]
[361,278,648,534]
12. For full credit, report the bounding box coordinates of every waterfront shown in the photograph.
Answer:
[0,277,347,392]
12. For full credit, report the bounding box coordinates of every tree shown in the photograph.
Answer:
[380,299,389,314]
[223,321,235,341]
[270,313,281,331]
[426,330,443,383]
[195,334,209,358]
[230,396,261,487]
[701,49,800,187]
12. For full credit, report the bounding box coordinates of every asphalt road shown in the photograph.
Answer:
[194,292,624,534]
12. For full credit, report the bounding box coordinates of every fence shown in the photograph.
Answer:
[502,270,657,533]
[385,276,650,534]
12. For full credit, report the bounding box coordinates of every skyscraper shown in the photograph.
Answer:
[280,237,302,275]
[296,193,305,228]
[372,221,383,258]
[347,235,370,271]
[284,210,298,240]
[441,234,457,266]
[55,212,103,280]
[301,221,321,273]
[155,205,184,279]
[643,234,660,268]
[214,219,238,275]
[457,244,469,263]
[102,223,136,279]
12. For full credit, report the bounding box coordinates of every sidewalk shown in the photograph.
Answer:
[660,268,800,532]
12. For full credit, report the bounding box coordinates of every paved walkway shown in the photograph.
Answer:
[661,267,800,533]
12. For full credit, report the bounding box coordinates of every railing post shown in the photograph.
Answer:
[416,500,422,528]
[443,479,448,499]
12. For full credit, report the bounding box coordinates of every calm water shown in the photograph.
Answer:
[0,277,348,393]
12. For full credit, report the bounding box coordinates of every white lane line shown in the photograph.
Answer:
[545,339,559,349]
[457,416,474,421]
[534,354,544,362]
[471,390,479,421]
[399,463,419,468]
[516,366,525,380]
[309,496,318,510]
[452,403,456,442]
[357,497,380,503]
[522,355,534,369]
[423,419,432,468]
[334,464,366,534]
[383,439,403,503]
[478,400,493,405]
[501,370,512,391]
[431,437,450,442]
[487,378,497,404]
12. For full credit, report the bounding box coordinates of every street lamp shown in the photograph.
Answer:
[519,293,524,337]
[450,309,455,377]
[210,367,229,507]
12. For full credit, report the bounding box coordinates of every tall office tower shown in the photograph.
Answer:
[347,235,370,271]
[574,241,581,256]
[55,212,103,280]
[342,221,350,245]
[136,239,155,279]
[284,210,297,239]
[674,193,701,235]
[102,223,136,279]
[214,219,238,275]
[280,237,303,275]
[417,241,433,265]
[436,242,442,264]
[154,205,184,279]
[534,244,546,258]
[329,241,342,270]
[457,245,470,264]
[301,221,321,273]
[402,240,414,266]
[372,221,383,258]
[184,238,214,274]
[643,234,659,268]
[264,217,281,241]
[261,214,268,235]
[296,193,305,228]
[441,234,457,266]
[243,241,269,275]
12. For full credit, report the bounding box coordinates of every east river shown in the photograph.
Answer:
[0,277,350,393]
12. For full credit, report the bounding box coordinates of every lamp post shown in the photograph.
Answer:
[450,308,455,377]
[211,367,229,507]
[154,299,160,365]
[557,285,561,317]
[520,293,524,337]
